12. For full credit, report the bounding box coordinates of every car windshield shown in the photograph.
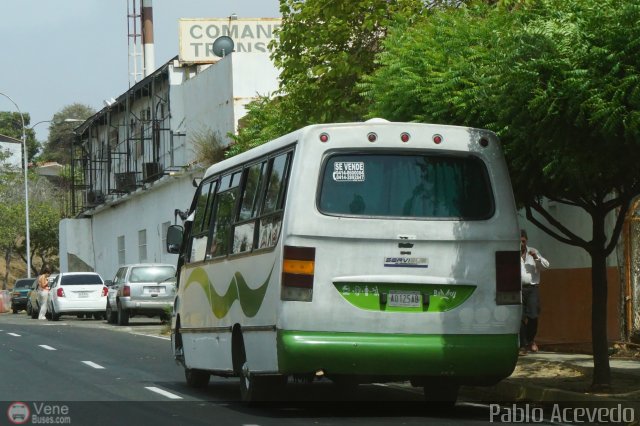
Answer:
[61,274,103,285]
[319,153,494,219]
[15,280,34,289]
[130,266,176,283]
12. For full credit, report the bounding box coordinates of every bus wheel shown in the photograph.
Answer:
[185,368,210,388]
[424,382,459,408]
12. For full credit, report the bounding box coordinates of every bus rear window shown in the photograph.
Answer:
[318,153,494,219]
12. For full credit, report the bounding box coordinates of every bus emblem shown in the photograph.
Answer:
[384,257,429,268]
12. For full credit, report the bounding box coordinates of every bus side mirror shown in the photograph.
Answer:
[167,225,184,254]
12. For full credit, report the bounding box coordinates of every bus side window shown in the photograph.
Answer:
[233,162,267,254]
[187,179,215,263]
[209,171,241,258]
[262,153,289,214]
[257,152,291,249]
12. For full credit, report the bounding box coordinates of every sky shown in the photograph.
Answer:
[0,0,281,143]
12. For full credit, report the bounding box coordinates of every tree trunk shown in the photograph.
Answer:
[590,211,611,388]
[2,248,11,290]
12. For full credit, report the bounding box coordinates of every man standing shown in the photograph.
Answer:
[519,230,550,355]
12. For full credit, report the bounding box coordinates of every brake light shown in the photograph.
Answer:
[123,285,130,297]
[282,245,315,302]
[102,286,108,297]
[495,251,521,305]
[12,292,20,297]
[57,288,65,298]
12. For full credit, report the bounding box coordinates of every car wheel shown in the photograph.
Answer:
[106,302,117,324]
[31,304,39,319]
[12,307,18,314]
[49,304,60,321]
[184,368,210,388]
[117,302,129,326]
[26,301,32,316]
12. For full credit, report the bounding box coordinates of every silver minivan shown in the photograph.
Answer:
[106,263,176,325]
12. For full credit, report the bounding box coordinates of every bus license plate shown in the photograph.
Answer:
[388,291,421,307]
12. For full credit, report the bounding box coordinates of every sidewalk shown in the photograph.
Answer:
[489,351,640,406]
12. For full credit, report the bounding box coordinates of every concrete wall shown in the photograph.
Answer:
[60,218,95,273]
[60,174,198,280]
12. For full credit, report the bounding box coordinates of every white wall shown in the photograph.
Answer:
[60,174,198,279]
[0,140,22,168]
[59,218,95,272]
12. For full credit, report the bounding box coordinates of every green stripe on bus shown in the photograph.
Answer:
[334,282,475,312]
[184,264,274,318]
[277,331,518,378]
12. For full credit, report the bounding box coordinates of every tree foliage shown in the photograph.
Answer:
[362,0,640,387]
[231,0,427,156]
[39,103,95,164]
[274,0,426,125]
[0,166,25,288]
[0,111,39,162]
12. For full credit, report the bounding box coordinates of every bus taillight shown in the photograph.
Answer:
[495,251,521,305]
[282,245,315,302]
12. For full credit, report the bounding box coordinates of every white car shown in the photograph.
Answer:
[47,272,108,321]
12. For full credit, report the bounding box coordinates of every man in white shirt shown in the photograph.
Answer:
[519,230,550,355]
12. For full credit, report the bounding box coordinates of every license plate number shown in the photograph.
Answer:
[388,291,421,307]
[78,292,89,298]
[145,287,162,294]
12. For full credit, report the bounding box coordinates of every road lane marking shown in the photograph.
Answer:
[82,361,105,369]
[7,333,21,337]
[145,386,183,400]
[39,345,56,351]
[131,333,170,341]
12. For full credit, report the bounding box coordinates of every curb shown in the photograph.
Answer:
[495,379,640,404]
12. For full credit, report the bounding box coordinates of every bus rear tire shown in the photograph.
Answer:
[424,382,459,408]
[185,368,210,388]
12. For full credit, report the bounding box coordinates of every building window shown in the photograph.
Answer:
[118,235,125,265]
[138,229,147,262]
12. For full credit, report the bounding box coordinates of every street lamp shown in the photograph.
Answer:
[0,92,31,277]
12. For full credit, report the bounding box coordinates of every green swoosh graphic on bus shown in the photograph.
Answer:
[184,264,274,318]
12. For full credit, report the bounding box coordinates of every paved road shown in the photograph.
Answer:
[0,312,557,425]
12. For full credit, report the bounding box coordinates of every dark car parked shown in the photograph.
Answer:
[11,278,36,313]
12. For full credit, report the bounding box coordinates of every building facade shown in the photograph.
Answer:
[60,49,279,281]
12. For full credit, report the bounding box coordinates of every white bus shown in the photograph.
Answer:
[166,119,522,403]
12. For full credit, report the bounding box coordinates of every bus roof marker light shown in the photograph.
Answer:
[400,132,410,143]
[367,132,377,143]
[319,133,329,143]
[433,134,443,144]
[479,138,489,147]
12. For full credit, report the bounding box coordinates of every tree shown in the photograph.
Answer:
[0,158,25,288]
[362,0,640,388]
[227,95,294,158]
[14,174,62,275]
[271,0,425,127]
[39,103,95,164]
[0,111,39,162]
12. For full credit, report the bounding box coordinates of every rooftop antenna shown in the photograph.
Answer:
[127,0,143,86]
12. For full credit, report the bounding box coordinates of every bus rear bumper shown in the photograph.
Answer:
[277,330,518,385]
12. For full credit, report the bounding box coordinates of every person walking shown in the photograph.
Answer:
[519,230,549,355]
[37,265,52,320]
